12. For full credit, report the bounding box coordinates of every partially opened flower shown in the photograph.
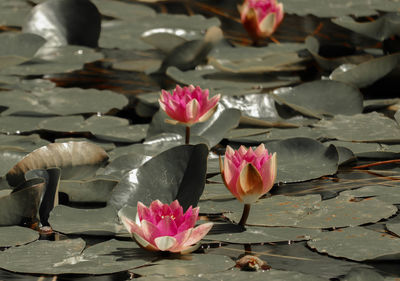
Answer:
[238,0,284,41]
[119,200,213,254]
[159,85,220,126]
[220,144,277,225]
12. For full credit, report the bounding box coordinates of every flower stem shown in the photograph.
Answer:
[239,204,251,227]
[185,126,190,145]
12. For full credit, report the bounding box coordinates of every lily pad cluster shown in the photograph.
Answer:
[0,0,400,280]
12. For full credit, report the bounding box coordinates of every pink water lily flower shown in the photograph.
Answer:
[221,144,277,204]
[238,0,284,41]
[119,200,213,254]
[159,85,220,126]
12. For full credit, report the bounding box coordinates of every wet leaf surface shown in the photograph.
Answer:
[307,227,400,261]
[0,226,39,247]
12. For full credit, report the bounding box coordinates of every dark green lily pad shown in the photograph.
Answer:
[264,137,338,183]
[305,36,372,71]
[395,110,400,126]
[200,183,233,201]
[387,223,400,237]
[332,13,400,41]
[108,144,208,211]
[0,151,27,179]
[59,178,118,203]
[342,268,385,281]
[6,141,109,187]
[55,137,116,152]
[166,66,299,92]
[205,223,321,244]
[364,98,400,112]
[0,238,153,275]
[330,53,400,88]
[140,30,188,54]
[147,107,241,148]
[340,185,400,205]
[0,87,128,116]
[49,205,121,236]
[0,32,46,69]
[271,80,363,119]
[0,116,49,134]
[0,179,44,226]
[225,193,397,228]
[307,227,400,261]
[131,254,235,277]
[314,112,400,143]
[0,226,39,247]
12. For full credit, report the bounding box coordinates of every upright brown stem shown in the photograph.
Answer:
[239,204,251,226]
[185,126,190,144]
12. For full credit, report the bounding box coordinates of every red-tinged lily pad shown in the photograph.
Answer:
[307,227,400,261]
[108,144,208,212]
[6,141,108,187]
[0,226,39,247]
[271,80,363,119]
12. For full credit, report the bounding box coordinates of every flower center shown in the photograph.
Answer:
[161,215,175,220]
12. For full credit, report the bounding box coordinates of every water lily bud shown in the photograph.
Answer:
[221,144,277,204]
[159,85,220,126]
[238,0,284,41]
[119,200,213,254]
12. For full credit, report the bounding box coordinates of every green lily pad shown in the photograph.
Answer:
[395,110,400,126]
[305,36,373,71]
[387,223,400,237]
[314,112,400,143]
[0,134,50,153]
[0,151,27,179]
[0,32,46,69]
[91,0,155,21]
[200,183,233,201]
[0,1,31,27]
[147,107,241,148]
[205,223,321,244]
[0,45,104,76]
[280,0,400,17]
[108,144,208,211]
[0,226,39,247]
[342,268,385,281]
[307,227,400,261]
[225,193,397,228]
[55,137,116,152]
[6,141,109,187]
[0,238,153,274]
[131,254,235,277]
[0,87,128,116]
[271,80,363,119]
[166,66,299,92]
[325,141,400,159]
[0,179,44,226]
[49,205,122,236]
[330,53,400,88]
[0,116,48,134]
[340,185,400,205]
[264,137,338,183]
[59,178,118,203]
[332,13,400,41]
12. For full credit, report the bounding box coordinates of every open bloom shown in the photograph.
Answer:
[221,144,277,204]
[159,85,220,126]
[119,200,213,254]
[238,0,284,41]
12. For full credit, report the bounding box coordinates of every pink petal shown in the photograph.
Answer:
[177,207,199,232]
[156,216,178,236]
[260,152,277,193]
[141,220,162,245]
[137,201,153,224]
[154,236,177,251]
[168,228,194,252]
[119,215,144,238]
[133,233,158,251]
[182,222,213,247]
[238,163,264,203]
[185,98,200,124]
